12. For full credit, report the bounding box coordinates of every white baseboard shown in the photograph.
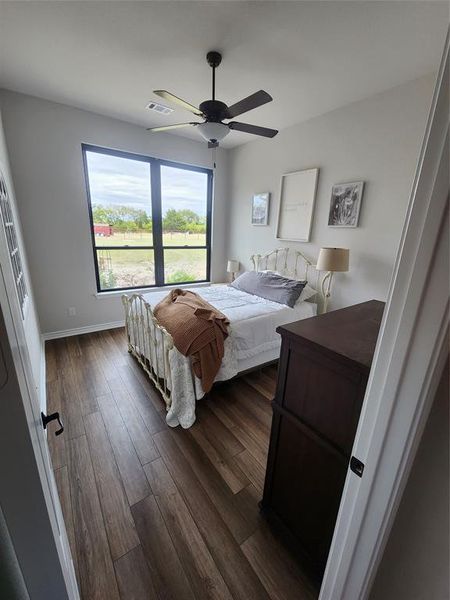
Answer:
[42,320,125,341]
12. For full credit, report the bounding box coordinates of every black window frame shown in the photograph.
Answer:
[82,144,213,293]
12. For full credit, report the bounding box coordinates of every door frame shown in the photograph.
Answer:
[320,31,449,600]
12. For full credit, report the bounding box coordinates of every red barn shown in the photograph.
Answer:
[94,224,113,237]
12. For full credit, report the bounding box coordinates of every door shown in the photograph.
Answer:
[0,173,79,596]
[0,272,79,599]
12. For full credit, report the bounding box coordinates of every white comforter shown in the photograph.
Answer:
[142,285,316,428]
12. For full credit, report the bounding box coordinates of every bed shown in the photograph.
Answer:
[122,247,328,428]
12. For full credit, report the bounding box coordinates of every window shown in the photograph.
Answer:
[82,145,212,292]
[0,172,28,317]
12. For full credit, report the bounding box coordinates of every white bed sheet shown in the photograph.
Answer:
[141,284,317,428]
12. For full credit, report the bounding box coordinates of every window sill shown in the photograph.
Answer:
[93,281,212,299]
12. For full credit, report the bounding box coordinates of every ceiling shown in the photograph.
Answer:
[0,1,447,148]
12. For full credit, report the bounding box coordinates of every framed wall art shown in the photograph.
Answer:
[276,168,319,242]
[251,192,270,225]
[328,181,364,227]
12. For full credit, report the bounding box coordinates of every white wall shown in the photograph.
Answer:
[226,75,435,310]
[0,90,229,334]
[0,110,41,392]
[370,360,449,600]
[0,74,435,335]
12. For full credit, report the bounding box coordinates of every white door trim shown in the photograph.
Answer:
[320,31,449,600]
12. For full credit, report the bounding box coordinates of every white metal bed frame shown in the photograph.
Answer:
[122,247,329,410]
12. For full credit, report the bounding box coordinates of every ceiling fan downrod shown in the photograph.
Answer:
[206,51,222,102]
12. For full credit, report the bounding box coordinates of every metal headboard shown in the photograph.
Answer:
[250,247,330,313]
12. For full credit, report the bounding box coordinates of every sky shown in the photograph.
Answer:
[86,151,208,216]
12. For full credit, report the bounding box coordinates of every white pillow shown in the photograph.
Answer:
[297,283,318,303]
[260,270,317,303]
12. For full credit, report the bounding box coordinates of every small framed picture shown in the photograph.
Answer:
[328,181,364,228]
[251,192,270,226]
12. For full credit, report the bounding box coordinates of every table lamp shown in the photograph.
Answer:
[316,247,349,312]
[227,260,240,281]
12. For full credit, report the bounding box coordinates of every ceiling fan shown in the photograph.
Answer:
[147,51,278,148]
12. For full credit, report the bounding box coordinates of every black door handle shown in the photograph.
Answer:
[41,411,64,436]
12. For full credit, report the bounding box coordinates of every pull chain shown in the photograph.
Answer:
[211,146,217,170]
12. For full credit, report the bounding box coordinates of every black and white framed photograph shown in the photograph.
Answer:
[251,192,270,225]
[328,181,364,227]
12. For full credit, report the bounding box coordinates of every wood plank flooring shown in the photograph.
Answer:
[46,328,317,600]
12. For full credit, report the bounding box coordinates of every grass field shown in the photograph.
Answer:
[95,231,207,290]
[95,231,206,247]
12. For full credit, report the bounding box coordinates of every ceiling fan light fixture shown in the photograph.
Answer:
[197,121,229,143]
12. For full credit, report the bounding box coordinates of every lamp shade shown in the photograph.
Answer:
[227,260,240,273]
[316,247,349,272]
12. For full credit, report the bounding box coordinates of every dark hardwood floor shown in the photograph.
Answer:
[46,328,317,600]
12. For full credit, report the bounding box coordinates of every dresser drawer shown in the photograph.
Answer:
[279,342,365,455]
[268,416,348,574]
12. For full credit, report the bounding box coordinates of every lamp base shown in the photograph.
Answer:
[320,271,333,314]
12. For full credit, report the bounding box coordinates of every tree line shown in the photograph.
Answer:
[92,204,206,234]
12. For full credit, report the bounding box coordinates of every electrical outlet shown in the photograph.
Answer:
[67,307,76,317]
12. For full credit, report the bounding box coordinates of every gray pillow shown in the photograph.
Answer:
[230,271,306,308]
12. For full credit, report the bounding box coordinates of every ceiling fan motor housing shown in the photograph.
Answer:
[199,100,228,123]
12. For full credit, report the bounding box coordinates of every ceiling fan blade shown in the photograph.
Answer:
[228,121,278,138]
[146,122,198,132]
[154,90,204,117]
[226,90,272,119]
[208,141,219,149]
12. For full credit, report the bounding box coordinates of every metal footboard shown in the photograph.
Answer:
[122,294,174,409]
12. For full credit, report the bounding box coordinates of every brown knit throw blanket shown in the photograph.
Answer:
[154,289,230,393]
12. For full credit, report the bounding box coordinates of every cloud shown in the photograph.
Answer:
[86,151,208,216]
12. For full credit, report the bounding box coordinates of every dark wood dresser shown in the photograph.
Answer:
[261,300,385,581]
